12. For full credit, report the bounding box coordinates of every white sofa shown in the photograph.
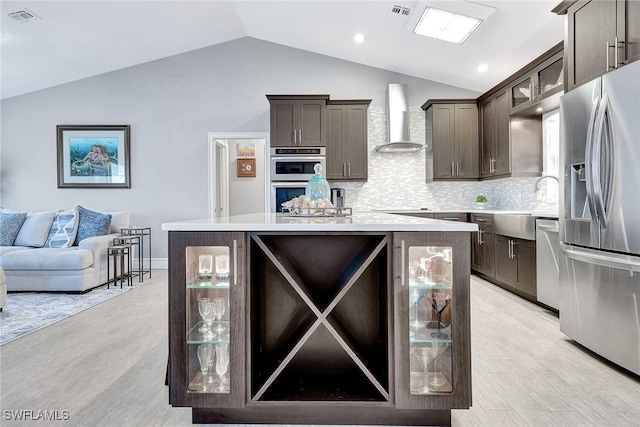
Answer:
[0,210,129,293]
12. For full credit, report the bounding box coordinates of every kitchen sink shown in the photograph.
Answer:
[494,214,536,240]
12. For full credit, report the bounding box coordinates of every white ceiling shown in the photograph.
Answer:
[0,1,564,100]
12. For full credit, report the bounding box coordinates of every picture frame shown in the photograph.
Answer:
[57,125,131,188]
[237,158,256,177]
[236,142,256,158]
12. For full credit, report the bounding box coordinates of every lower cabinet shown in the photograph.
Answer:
[168,230,472,424]
[470,214,495,278]
[168,231,246,408]
[394,232,471,410]
[495,235,537,300]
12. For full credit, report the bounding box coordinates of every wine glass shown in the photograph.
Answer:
[409,289,423,337]
[430,292,452,339]
[420,257,436,285]
[198,297,210,333]
[215,344,230,392]
[212,297,226,333]
[202,301,216,339]
[197,344,213,391]
[413,344,446,393]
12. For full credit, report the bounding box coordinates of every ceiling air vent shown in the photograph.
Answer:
[389,4,412,19]
[8,8,41,23]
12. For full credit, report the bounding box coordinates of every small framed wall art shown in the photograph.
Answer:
[57,125,131,188]
[237,158,256,177]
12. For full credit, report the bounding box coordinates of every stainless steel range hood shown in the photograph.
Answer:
[374,84,424,153]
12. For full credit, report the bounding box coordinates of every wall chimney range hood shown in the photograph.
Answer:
[374,84,424,153]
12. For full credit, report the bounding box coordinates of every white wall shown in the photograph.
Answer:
[1,37,479,259]
[228,138,266,215]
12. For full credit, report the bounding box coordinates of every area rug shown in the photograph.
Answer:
[0,282,143,346]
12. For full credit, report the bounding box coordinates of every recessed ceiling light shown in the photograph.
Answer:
[477,63,489,73]
[354,33,365,44]
[536,107,544,113]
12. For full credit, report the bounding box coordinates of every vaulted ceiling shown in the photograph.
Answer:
[1,1,564,100]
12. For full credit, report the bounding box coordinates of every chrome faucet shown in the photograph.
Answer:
[534,175,559,192]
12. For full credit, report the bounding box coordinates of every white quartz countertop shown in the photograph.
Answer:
[370,209,559,218]
[162,212,478,232]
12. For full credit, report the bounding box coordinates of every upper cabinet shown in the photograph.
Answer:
[480,90,510,178]
[266,95,329,147]
[555,0,640,92]
[326,100,371,181]
[422,100,478,181]
[509,51,564,115]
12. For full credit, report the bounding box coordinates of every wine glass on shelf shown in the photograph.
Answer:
[215,343,230,392]
[420,257,436,285]
[197,344,213,391]
[202,301,216,339]
[409,289,423,338]
[413,343,446,393]
[429,292,452,339]
[198,254,213,282]
[198,297,210,333]
[212,297,226,334]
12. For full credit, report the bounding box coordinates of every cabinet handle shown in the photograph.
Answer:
[233,239,238,286]
[607,40,614,70]
[512,240,517,259]
[451,162,455,176]
[508,239,512,259]
[293,129,297,145]
[343,163,347,177]
[400,240,406,286]
[478,230,484,245]
[298,129,302,145]
[614,36,620,68]
[456,162,459,176]
[347,163,351,177]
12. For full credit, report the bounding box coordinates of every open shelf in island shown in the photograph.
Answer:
[249,233,391,402]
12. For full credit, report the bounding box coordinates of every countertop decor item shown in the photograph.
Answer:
[475,195,488,209]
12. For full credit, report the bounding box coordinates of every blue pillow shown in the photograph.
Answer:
[0,211,28,246]
[73,205,112,245]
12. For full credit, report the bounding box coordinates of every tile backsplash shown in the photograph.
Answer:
[331,107,559,212]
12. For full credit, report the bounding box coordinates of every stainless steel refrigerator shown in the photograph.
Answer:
[559,60,640,375]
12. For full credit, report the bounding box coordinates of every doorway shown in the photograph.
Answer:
[208,132,270,218]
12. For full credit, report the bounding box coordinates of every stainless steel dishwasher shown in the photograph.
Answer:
[536,218,560,310]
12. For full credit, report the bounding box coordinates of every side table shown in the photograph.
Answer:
[120,227,151,280]
[107,245,132,289]
[114,236,141,282]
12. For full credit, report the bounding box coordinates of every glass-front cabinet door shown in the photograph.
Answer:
[168,232,245,408]
[510,76,533,111]
[394,232,471,410]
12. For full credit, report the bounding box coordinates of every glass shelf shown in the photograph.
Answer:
[187,279,230,289]
[187,321,231,344]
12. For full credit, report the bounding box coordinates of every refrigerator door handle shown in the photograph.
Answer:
[561,244,640,273]
[592,95,610,228]
[584,96,600,224]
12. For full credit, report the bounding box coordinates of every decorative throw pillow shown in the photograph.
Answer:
[14,210,56,247]
[44,209,79,248]
[74,205,112,245]
[0,211,28,246]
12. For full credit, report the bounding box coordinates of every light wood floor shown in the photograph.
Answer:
[1,272,638,426]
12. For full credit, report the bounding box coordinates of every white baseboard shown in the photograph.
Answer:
[133,258,168,270]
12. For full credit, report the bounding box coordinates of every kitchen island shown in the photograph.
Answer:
[162,213,477,426]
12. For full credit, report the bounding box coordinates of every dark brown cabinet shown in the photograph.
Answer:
[394,232,471,411]
[494,235,536,300]
[560,0,640,92]
[326,100,371,181]
[423,101,478,180]
[479,90,510,178]
[434,213,468,222]
[509,51,564,115]
[469,214,495,278]
[168,231,246,409]
[267,95,329,147]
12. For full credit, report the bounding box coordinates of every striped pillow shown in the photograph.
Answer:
[44,209,79,248]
